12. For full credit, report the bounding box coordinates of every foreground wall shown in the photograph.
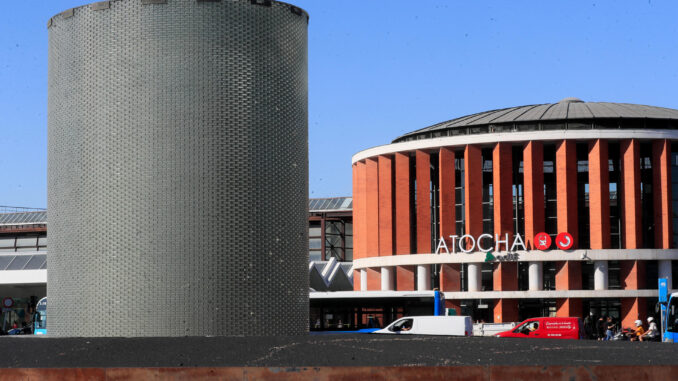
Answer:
[47,0,308,336]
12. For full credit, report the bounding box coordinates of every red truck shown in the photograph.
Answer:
[495,317,583,340]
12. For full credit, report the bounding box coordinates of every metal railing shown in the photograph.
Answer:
[0,206,46,214]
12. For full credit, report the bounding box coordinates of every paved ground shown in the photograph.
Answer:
[0,334,675,368]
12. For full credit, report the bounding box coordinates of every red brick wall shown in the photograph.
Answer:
[653,139,673,249]
[588,139,610,249]
[378,155,394,256]
[523,141,544,249]
[464,145,483,243]
[621,139,642,249]
[416,150,431,253]
[556,140,578,246]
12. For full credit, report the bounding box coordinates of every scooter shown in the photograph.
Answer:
[610,327,634,341]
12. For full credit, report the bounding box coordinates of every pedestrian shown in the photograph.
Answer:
[584,312,594,339]
[604,316,615,341]
[596,316,606,340]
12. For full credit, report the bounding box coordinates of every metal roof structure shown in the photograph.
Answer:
[309,197,352,212]
[0,254,47,270]
[309,258,353,291]
[0,211,47,226]
[394,98,678,142]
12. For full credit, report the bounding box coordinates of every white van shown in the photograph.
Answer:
[374,316,473,336]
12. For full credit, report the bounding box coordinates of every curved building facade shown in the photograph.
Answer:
[47,0,308,336]
[352,98,678,327]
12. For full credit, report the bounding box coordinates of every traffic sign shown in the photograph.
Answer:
[2,297,13,309]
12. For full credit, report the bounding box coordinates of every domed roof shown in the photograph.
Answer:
[393,99,678,143]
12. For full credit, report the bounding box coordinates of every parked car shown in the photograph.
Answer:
[373,316,473,336]
[495,317,582,340]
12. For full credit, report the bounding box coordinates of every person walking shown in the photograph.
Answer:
[604,316,616,341]
[596,316,606,340]
[584,313,594,339]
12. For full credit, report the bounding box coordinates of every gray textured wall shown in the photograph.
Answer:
[47,0,308,337]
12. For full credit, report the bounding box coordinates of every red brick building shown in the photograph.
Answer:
[351,98,678,327]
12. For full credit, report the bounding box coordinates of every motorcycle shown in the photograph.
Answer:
[610,327,635,341]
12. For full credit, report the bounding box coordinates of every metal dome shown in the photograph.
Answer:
[394,100,678,143]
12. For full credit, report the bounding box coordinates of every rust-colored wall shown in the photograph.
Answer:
[493,143,513,246]
[653,139,673,249]
[439,147,456,245]
[621,139,642,249]
[440,263,461,291]
[556,140,578,246]
[555,261,581,290]
[416,150,431,253]
[620,260,646,290]
[354,162,367,260]
[396,266,415,291]
[523,141,544,248]
[366,159,380,257]
[394,153,412,255]
[493,263,518,291]
[621,297,647,330]
[378,155,394,256]
[493,299,519,323]
[464,145,483,243]
[556,298,582,318]
[588,139,610,249]
[367,268,380,291]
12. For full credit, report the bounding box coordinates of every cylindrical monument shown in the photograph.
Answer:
[47,0,308,337]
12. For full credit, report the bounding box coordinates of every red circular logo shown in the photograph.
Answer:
[555,232,574,250]
[534,232,551,250]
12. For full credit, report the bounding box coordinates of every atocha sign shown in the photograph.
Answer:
[434,232,574,262]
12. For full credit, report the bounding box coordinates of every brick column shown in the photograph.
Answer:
[621,297,647,331]
[556,298,582,318]
[621,139,642,249]
[464,145,483,241]
[365,158,380,290]
[366,159,379,254]
[555,140,580,315]
[439,147,456,246]
[555,260,582,292]
[493,143,517,292]
[523,141,544,249]
[494,299,519,323]
[556,140,578,245]
[378,155,394,256]
[619,139,644,321]
[440,263,461,292]
[439,147,459,291]
[366,268,380,291]
[621,260,646,290]
[588,139,610,249]
[653,139,673,249]
[394,153,415,290]
[493,142,514,246]
[416,150,431,254]
[620,259,646,328]
[415,150,431,290]
[353,162,367,291]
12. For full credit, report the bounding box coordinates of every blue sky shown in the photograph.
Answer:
[1,1,677,208]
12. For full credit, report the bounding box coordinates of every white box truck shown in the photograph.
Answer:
[373,316,473,336]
